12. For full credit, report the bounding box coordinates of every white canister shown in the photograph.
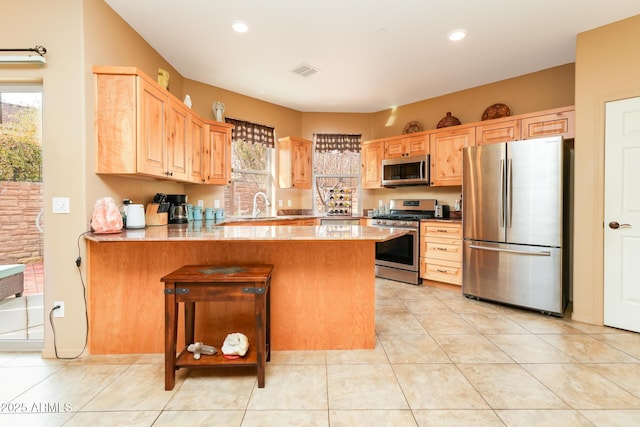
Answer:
[125,204,146,229]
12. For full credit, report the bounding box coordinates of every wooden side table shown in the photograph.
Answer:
[162,264,273,391]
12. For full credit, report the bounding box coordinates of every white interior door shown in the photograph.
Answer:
[604,96,640,333]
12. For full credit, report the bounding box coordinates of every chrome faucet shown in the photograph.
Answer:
[252,191,271,217]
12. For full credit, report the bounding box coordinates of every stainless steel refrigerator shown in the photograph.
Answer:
[462,135,572,316]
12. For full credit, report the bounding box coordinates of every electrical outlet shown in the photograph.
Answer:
[197,200,204,208]
[53,301,65,318]
[278,200,283,207]
[287,200,292,207]
[52,197,70,214]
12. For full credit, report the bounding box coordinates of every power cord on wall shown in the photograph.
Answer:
[49,231,91,359]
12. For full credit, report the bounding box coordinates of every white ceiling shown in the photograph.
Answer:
[104,0,640,113]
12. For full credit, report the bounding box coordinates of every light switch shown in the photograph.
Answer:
[52,197,70,214]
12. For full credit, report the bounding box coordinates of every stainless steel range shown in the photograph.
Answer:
[371,199,437,285]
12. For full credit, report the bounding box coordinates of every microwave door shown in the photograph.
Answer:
[382,156,430,186]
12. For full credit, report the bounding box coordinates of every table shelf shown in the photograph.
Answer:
[175,345,269,368]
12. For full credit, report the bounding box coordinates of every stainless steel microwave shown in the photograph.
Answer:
[381,155,430,187]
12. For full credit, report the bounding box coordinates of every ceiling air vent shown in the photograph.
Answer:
[291,63,320,78]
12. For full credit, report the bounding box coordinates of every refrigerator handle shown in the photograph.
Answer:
[468,244,551,257]
[500,159,505,228]
[506,158,513,229]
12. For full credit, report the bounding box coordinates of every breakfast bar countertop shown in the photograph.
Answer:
[85,223,406,243]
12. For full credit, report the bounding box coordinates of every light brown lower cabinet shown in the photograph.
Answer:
[420,221,462,286]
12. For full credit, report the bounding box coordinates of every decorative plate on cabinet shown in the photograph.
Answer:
[402,120,424,134]
[482,103,511,121]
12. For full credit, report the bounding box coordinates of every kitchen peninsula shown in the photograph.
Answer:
[85,223,406,354]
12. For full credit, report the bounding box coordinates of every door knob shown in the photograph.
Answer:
[609,221,632,229]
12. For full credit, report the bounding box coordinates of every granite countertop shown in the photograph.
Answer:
[85,223,406,243]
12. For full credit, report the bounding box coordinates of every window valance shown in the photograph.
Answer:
[225,117,275,148]
[314,133,362,153]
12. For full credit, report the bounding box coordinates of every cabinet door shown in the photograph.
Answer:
[475,119,521,145]
[521,107,574,140]
[167,100,190,181]
[429,127,475,186]
[385,135,428,158]
[384,139,405,158]
[292,140,312,188]
[95,73,137,174]
[205,124,232,185]
[405,134,429,156]
[361,141,384,189]
[189,115,205,183]
[137,78,168,177]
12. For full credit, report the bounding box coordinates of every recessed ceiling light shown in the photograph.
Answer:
[232,21,249,33]
[448,30,466,41]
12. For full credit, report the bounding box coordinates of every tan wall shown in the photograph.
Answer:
[371,63,575,138]
[572,14,640,325]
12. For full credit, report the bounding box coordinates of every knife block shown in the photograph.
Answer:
[146,204,168,226]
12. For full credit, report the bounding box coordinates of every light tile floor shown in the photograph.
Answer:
[1,278,640,426]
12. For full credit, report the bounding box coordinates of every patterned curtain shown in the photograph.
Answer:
[314,133,362,153]
[225,117,275,148]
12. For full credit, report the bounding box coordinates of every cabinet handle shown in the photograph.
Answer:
[436,268,448,273]
[436,229,449,233]
[435,247,448,251]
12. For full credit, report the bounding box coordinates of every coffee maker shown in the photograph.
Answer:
[166,194,188,224]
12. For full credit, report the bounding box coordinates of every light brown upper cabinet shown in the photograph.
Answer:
[188,114,205,183]
[475,106,575,145]
[361,105,573,187]
[166,99,190,181]
[94,66,232,185]
[204,122,234,185]
[520,106,575,140]
[475,117,521,146]
[429,126,475,187]
[384,133,429,159]
[277,136,312,189]
[361,140,384,189]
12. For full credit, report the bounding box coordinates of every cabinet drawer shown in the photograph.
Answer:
[421,222,462,239]
[423,237,462,262]
[420,258,462,286]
